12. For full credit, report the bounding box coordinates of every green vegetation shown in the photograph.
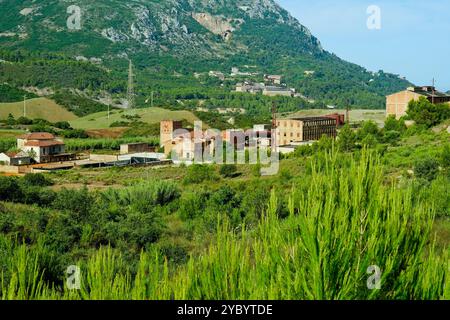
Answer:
[407,97,450,127]
[0,98,77,122]
[0,148,448,299]
[69,107,200,130]
[0,84,37,103]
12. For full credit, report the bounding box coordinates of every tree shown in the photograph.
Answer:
[6,113,15,126]
[384,116,406,133]
[337,125,356,151]
[357,121,380,142]
[407,97,450,127]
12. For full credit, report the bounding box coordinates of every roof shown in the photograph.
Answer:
[1,151,29,159]
[5,151,18,158]
[18,132,55,140]
[285,116,337,122]
[24,140,64,147]
[264,86,291,92]
[387,86,450,99]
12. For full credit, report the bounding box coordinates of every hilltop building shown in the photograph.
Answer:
[386,86,450,119]
[264,75,282,85]
[236,82,295,97]
[263,86,295,97]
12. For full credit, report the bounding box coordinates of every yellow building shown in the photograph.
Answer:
[276,117,337,146]
[386,86,450,119]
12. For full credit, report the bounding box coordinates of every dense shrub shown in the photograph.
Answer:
[219,164,238,178]
[414,157,440,182]
[22,173,53,187]
[183,165,216,184]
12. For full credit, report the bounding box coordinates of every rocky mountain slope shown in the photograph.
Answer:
[0,0,411,109]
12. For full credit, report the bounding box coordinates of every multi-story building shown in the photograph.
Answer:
[386,86,450,119]
[17,132,74,163]
[276,117,337,146]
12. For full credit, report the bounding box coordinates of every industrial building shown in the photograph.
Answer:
[386,86,450,119]
[276,117,337,146]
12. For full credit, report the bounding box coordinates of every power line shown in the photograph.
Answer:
[127,59,135,110]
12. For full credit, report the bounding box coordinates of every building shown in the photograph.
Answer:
[263,86,295,97]
[264,75,282,85]
[120,143,156,155]
[160,120,183,148]
[276,117,337,146]
[236,82,265,94]
[17,132,75,163]
[209,71,225,81]
[386,86,450,119]
[324,113,346,126]
[0,151,31,166]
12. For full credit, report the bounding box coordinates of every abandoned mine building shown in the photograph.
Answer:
[386,86,450,119]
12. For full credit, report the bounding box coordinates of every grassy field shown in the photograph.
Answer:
[70,107,202,130]
[0,98,78,122]
[288,109,386,125]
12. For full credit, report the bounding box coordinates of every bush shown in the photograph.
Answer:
[54,121,72,130]
[22,173,53,187]
[407,97,450,127]
[16,117,33,125]
[337,125,356,151]
[219,164,238,178]
[61,129,88,139]
[183,165,216,184]
[0,176,22,202]
[414,157,440,181]
[178,192,208,220]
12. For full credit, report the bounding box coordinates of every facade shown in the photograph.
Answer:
[386,86,450,119]
[264,75,282,85]
[17,132,74,163]
[324,113,346,126]
[263,86,295,97]
[276,117,337,146]
[161,121,273,162]
[236,82,265,94]
[120,143,156,155]
[160,120,183,147]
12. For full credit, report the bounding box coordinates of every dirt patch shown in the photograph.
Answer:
[86,128,127,138]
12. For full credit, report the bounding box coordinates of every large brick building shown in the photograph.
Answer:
[276,117,337,146]
[386,86,450,119]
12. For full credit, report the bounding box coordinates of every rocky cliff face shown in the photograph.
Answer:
[0,0,323,57]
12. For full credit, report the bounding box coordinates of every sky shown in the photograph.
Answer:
[277,0,450,92]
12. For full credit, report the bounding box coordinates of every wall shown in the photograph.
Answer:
[276,120,303,146]
[0,165,20,174]
[386,91,422,119]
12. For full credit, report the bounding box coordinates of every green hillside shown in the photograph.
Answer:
[0,97,78,122]
[0,0,411,110]
[70,107,200,129]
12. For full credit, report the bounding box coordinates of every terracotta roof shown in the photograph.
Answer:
[24,140,64,147]
[5,152,18,158]
[18,132,55,140]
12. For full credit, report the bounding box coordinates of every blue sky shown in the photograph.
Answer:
[277,0,450,91]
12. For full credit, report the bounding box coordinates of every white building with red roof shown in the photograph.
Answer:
[16,132,70,163]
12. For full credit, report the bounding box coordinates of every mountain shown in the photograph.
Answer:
[0,0,412,110]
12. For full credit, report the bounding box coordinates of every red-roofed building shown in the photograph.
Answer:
[16,132,74,163]
[0,151,31,166]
